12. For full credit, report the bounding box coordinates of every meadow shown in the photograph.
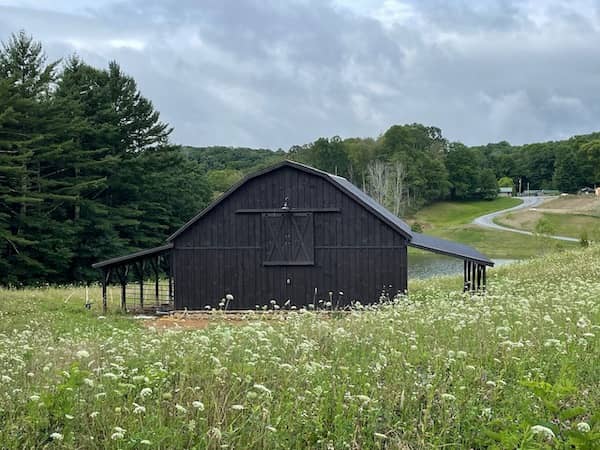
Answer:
[495,196,600,241]
[1,247,599,449]
[410,198,574,259]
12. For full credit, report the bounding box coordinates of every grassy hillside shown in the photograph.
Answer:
[1,247,599,448]
[411,197,522,227]
[410,198,574,258]
[495,195,600,240]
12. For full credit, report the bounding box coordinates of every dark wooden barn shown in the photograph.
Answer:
[93,161,493,312]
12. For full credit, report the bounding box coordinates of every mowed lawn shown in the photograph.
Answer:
[495,196,600,240]
[0,247,599,449]
[410,197,575,259]
[412,197,522,227]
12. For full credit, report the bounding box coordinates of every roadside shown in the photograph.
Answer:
[493,195,600,240]
[472,196,579,242]
[410,197,576,259]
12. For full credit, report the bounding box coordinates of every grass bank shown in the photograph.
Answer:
[410,197,575,258]
[494,195,600,240]
[1,247,599,448]
[411,197,522,227]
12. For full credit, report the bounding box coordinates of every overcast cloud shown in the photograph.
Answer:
[1,0,600,148]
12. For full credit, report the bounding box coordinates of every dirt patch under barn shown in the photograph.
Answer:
[137,311,297,330]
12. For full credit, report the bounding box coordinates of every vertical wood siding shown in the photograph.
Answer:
[173,166,407,309]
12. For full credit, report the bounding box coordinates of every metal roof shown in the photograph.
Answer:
[327,173,413,236]
[92,243,173,269]
[168,160,413,241]
[409,232,494,266]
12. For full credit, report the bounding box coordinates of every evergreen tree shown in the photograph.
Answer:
[0,31,72,284]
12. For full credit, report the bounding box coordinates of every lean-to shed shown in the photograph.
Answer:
[93,160,493,311]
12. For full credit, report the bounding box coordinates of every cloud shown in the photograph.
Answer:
[1,0,600,148]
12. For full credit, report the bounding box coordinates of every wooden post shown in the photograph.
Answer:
[152,256,160,306]
[117,266,128,312]
[476,264,481,291]
[102,268,111,314]
[168,253,173,304]
[463,260,468,292]
[471,261,476,293]
[482,266,487,292]
[137,261,145,309]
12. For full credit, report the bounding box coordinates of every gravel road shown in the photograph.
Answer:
[471,196,579,242]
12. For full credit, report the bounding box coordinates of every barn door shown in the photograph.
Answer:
[262,212,314,266]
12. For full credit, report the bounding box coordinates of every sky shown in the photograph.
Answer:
[1,0,600,149]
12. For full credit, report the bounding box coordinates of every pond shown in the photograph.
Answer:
[408,252,518,279]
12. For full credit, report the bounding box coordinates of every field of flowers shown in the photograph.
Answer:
[1,247,599,449]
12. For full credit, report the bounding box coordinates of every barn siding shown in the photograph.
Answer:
[172,166,407,309]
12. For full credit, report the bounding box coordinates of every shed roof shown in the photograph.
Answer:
[409,233,493,266]
[92,243,173,269]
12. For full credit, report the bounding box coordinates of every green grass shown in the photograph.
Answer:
[1,248,599,449]
[409,197,577,259]
[496,212,600,240]
[427,224,575,259]
[412,197,522,227]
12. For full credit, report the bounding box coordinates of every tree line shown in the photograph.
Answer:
[2,31,599,285]
[0,31,210,285]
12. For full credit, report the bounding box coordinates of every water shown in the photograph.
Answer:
[408,253,518,279]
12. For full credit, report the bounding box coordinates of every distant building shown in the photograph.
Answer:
[580,187,595,195]
[498,187,513,197]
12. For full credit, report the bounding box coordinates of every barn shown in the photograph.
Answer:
[93,160,493,312]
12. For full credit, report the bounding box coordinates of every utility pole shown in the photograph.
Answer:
[519,177,522,195]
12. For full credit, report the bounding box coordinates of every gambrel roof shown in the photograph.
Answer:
[167,160,493,266]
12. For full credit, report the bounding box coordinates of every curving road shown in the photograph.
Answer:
[472,196,579,242]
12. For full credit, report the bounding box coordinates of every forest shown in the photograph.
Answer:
[2,31,600,286]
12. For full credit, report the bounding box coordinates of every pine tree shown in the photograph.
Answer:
[0,31,69,284]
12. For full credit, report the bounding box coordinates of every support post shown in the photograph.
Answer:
[463,260,468,292]
[102,268,111,314]
[476,264,481,291]
[116,266,128,312]
[471,261,476,293]
[482,266,487,292]
[137,261,145,309]
[151,256,160,306]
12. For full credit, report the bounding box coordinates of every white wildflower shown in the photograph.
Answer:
[577,317,590,328]
[441,393,456,401]
[225,294,234,301]
[140,440,152,445]
[175,404,187,414]
[192,401,205,411]
[231,404,245,411]
[111,432,124,440]
[253,384,272,396]
[266,425,277,433]
[65,414,74,420]
[76,350,90,359]
[576,422,591,433]
[90,411,99,418]
[374,432,387,439]
[140,387,152,398]
[50,432,63,441]
[133,403,146,414]
[29,395,40,402]
[531,425,555,440]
